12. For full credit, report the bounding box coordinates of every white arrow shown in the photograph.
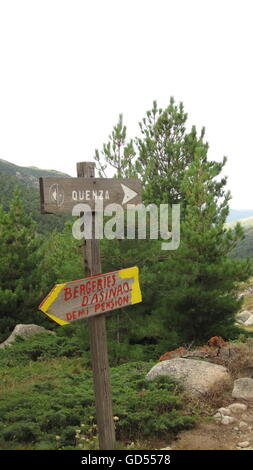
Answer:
[52,189,57,201]
[121,184,138,205]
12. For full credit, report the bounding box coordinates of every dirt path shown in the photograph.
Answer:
[168,402,253,450]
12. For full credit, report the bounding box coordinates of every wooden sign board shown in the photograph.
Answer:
[39,266,142,325]
[39,177,142,214]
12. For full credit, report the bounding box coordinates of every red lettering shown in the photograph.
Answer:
[78,309,88,317]
[64,288,72,301]
[111,274,116,286]
[91,293,98,304]
[95,303,100,312]
[73,286,79,298]
[82,296,88,306]
[92,280,97,292]
[86,281,91,294]
[123,282,130,292]
[66,310,77,321]
[117,285,123,295]
[80,284,85,296]
[110,287,117,298]
[97,279,103,290]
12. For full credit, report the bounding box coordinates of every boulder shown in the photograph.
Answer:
[221,416,235,425]
[235,311,252,323]
[146,358,231,396]
[244,315,253,326]
[232,378,253,400]
[239,421,248,429]
[237,441,250,448]
[0,324,55,348]
[227,403,247,413]
[217,407,232,415]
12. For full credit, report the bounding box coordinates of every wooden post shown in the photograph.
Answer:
[77,161,116,450]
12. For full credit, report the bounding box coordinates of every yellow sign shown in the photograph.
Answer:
[39,266,142,325]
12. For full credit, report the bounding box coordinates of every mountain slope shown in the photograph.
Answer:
[227,209,253,223]
[0,158,70,184]
[225,215,253,259]
[225,215,253,231]
[0,158,71,233]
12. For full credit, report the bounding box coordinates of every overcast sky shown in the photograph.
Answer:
[0,0,252,209]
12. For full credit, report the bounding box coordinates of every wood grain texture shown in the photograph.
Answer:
[77,161,116,450]
[40,176,142,213]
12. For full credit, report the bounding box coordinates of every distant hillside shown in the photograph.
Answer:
[225,214,253,260]
[0,158,70,183]
[0,158,70,233]
[228,226,253,259]
[226,215,253,231]
[227,209,253,223]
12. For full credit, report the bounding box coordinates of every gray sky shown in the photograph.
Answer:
[0,0,252,208]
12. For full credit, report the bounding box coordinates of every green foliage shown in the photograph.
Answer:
[0,331,88,366]
[94,114,136,178]
[157,146,253,343]
[3,423,40,443]
[135,98,205,205]
[38,221,83,288]
[0,190,50,341]
[0,350,196,449]
[229,227,253,259]
[111,365,195,440]
[93,97,253,348]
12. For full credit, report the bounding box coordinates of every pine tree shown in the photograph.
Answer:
[94,98,253,352]
[135,98,205,205]
[94,114,136,178]
[0,189,44,341]
[159,145,253,343]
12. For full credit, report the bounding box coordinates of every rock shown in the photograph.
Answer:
[241,413,250,421]
[0,324,55,348]
[227,403,248,413]
[237,441,250,448]
[235,311,252,323]
[244,315,253,326]
[232,378,253,400]
[239,448,253,451]
[146,358,231,396]
[221,416,235,425]
[217,407,232,416]
[239,421,248,429]
[213,413,222,422]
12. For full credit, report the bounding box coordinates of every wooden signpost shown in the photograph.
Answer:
[40,176,142,213]
[39,162,142,450]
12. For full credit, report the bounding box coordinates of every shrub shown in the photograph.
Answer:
[0,359,196,449]
[0,332,84,366]
[3,423,40,443]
